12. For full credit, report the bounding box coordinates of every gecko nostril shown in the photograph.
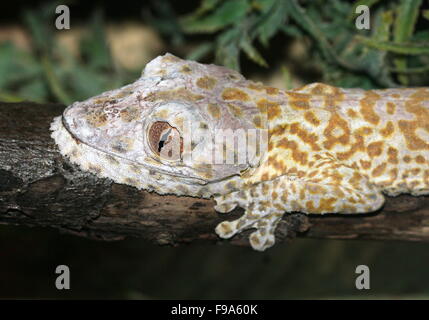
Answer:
[148,121,183,161]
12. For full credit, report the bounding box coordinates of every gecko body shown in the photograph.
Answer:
[51,53,429,251]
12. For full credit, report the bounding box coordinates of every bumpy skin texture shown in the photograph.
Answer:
[51,53,429,251]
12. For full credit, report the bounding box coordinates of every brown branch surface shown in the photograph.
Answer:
[1,101,429,248]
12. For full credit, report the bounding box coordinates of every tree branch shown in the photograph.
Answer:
[1,101,429,248]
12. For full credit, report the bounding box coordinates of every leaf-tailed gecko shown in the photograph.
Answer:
[51,53,429,251]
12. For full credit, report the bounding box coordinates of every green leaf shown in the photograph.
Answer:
[18,80,48,102]
[22,4,56,54]
[373,9,393,41]
[280,24,302,37]
[389,64,429,73]
[0,92,25,102]
[356,36,429,55]
[181,0,249,33]
[0,50,40,93]
[240,37,268,67]
[186,42,215,61]
[41,55,72,104]
[145,0,185,46]
[80,9,113,70]
[256,0,288,46]
[0,42,22,88]
[359,10,391,84]
[281,65,293,90]
[216,43,240,70]
[394,0,422,43]
[215,28,241,70]
[67,66,110,101]
[184,0,223,20]
[284,0,359,71]
[392,0,422,85]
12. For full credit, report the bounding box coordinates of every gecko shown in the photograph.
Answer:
[50,53,429,251]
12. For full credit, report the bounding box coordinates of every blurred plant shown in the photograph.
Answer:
[0,2,137,103]
[177,0,429,88]
[0,0,428,104]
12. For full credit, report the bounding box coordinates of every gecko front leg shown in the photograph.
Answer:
[215,154,385,251]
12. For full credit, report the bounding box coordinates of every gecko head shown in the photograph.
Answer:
[51,53,268,197]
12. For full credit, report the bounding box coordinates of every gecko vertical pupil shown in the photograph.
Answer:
[158,140,165,152]
[148,121,183,161]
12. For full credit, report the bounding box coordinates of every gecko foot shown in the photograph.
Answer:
[215,209,283,251]
[248,216,282,251]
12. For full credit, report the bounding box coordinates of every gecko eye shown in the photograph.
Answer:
[148,121,183,161]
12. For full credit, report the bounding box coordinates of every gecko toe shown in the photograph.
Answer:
[215,215,258,239]
[248,216,281,251]
[214,203,237,213]
[215,221,238,238]
[249,229,275,251]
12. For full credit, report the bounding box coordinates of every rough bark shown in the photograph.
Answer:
[1,101,429,248]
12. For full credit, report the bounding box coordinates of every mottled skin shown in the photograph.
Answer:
[51,53,429,251]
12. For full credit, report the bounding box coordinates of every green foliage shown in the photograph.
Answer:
[182,0,249,33]
[179,0,429,88]
[0,3,137,104]
[0,0,428,104]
